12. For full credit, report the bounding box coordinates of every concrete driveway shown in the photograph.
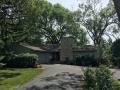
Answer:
[16,64,120,90]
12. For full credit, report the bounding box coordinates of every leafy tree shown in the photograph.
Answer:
[75,0,117,46]
[111,39,120,58]
[0,0,44,62]
[27,1,89,45]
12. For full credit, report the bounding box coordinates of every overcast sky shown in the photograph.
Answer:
[47,0,109,11]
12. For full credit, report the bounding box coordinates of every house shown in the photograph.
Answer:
[9,37,100,64]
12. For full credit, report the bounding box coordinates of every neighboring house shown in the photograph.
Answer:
[9,37,100,64]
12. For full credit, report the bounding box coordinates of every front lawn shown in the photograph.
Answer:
[0,68,44,90]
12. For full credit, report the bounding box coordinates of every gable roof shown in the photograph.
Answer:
[20,43,97,52]
[20,43,60,52]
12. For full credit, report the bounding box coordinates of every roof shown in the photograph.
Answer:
[20,43,60,52]
[20,43,98,52]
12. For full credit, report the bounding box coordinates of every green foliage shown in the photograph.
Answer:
[0,40,4,49]
[6,53,38,68]
[0,0,40,63]
[26,1,89,45]
[111,57,120,68]
[101,44,112,60]
[82,65,120,90]
[82,67,96,89]
[111,39,120,58]
[98,58,111,67]
[75,0,117,46]
[75,55,97,66]
[0,63,6,69]
[95,65,114,90]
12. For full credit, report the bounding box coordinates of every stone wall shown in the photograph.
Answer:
[60,37,74,61]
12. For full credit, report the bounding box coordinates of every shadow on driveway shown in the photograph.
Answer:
[26,72,83,90]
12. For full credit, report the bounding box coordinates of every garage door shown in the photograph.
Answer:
[36,52,51,64]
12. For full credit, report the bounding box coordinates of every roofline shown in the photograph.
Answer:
[73,50,96,52]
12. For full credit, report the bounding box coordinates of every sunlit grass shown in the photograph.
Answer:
[0,68,44,90]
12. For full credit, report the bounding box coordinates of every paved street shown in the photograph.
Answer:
[16,64,120,90]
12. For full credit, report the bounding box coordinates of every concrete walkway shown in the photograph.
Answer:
[16,64,120,90]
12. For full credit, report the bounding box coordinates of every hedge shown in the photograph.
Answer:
[6,53,38,68]
[74,55,98,67]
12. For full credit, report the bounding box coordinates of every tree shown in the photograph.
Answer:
[75,0,117,46]
[0,0,44,62]
[28,1,89,45]
[111,39,120,58]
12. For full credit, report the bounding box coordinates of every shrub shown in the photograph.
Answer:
[82,67,96,89]
[98,57,111,67]
[0,63,6,69]
[6,53,38,68]
[111,57,120,68]
[82,65,120,90]
[75,55,98,66]
[95,65,115,90]
[0,56,5,69]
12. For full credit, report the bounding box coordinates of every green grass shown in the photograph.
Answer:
[0,68,44,90]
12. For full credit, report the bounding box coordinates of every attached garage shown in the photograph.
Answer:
[35,52,52,64]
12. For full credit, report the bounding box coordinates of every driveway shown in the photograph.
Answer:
[16,64,120,90]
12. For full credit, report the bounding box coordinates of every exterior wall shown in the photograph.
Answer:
[60,37,74,61]
[73,48,100,60]
[9,43,30,54]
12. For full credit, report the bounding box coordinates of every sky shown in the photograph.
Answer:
[46,0,110,44]
[47,0,109,11]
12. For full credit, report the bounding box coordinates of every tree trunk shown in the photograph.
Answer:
[113,0,120,22]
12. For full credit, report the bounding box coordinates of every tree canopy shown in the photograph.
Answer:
[0,0,44,61]
[74,0,118,46]
[26,1,89,45]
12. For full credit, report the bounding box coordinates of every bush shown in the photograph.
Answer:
[82,67,96,89]
[75,55,98,66]
[82,65,120,90]
[111,57,120,68]
[0,56,5,69]
[6,53,38,68]
[98,57,111,67]
[0,63,6,69]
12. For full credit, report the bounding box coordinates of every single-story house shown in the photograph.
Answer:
[9,37,100,64]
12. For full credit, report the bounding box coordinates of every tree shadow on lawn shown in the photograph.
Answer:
[0,72,21,82]
[26,72,83,90]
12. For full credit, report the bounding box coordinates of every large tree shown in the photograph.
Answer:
[0,0,44,62]
[27,1,89,45]
[75,0,117,46]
